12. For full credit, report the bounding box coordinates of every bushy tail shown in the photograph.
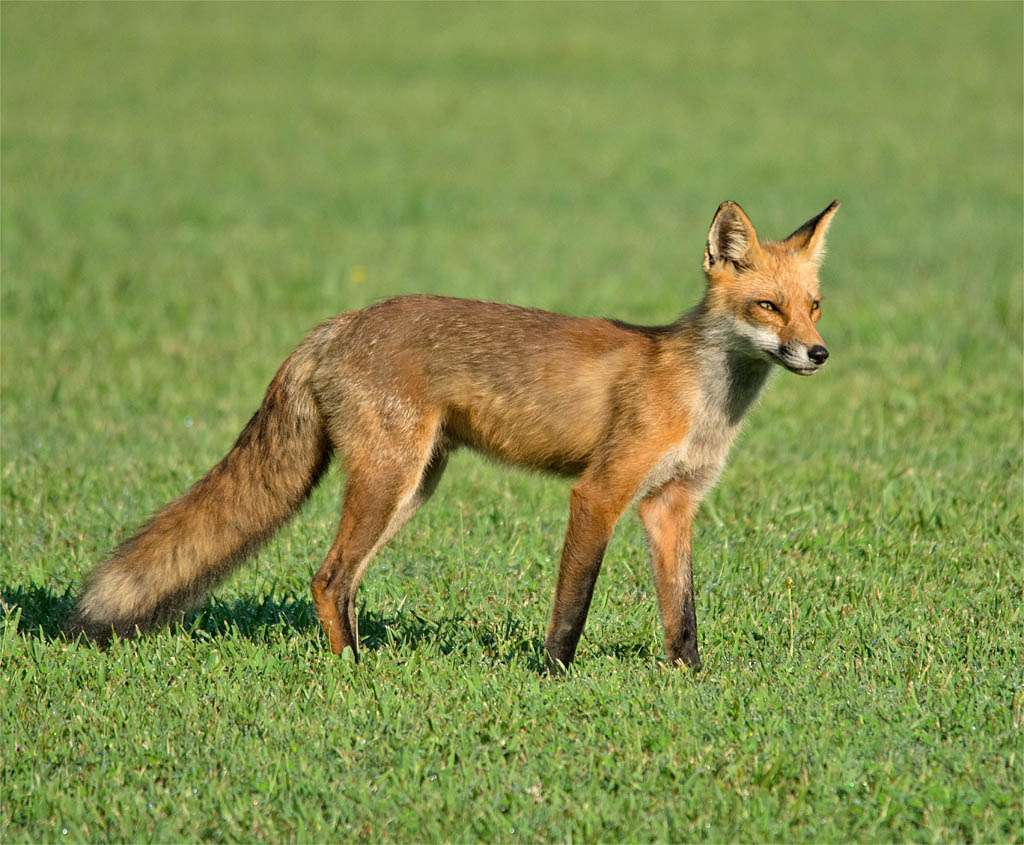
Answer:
[67,351,330,644]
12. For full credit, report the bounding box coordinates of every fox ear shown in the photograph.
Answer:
[783,200,840,265]
[704,201,758,273]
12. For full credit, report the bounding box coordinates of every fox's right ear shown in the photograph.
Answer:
[704,201,759,275]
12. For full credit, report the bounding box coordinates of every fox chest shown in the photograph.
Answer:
[637,419,739,500]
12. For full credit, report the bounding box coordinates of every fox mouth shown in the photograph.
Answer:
[769,351,821,375]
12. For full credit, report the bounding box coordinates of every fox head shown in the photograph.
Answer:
[702,200,839,375]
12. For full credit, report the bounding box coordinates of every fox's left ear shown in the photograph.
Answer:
[783,200,840,266]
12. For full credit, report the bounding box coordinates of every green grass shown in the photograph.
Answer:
[2,3,1022,841]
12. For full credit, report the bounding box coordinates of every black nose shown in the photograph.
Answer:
[808,345,829,365]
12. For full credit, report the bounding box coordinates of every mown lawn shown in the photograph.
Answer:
[2,3,1021,842]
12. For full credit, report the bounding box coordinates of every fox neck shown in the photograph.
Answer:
[678,300,773,427]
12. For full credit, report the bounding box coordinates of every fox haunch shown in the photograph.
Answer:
[68,200,840,669]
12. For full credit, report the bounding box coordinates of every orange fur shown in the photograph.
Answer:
[68,201,839,670]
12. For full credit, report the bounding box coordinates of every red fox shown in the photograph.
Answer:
[68,200,838,670]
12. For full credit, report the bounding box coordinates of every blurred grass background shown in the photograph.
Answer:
[2,3,1022,842]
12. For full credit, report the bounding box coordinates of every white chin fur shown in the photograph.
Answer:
[730,318,820,374]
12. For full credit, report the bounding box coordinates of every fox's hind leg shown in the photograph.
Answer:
[311,416,445,659]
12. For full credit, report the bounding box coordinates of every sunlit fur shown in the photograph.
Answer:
[703,200,837,377]
[68,200,839,671]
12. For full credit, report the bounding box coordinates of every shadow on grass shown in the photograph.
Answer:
[0,584,547,669]
[0,583,77,640]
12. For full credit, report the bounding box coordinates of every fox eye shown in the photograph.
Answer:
[756,300,778,313]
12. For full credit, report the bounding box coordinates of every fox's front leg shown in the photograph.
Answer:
[638,478,701,669]
[544,481,632,670]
